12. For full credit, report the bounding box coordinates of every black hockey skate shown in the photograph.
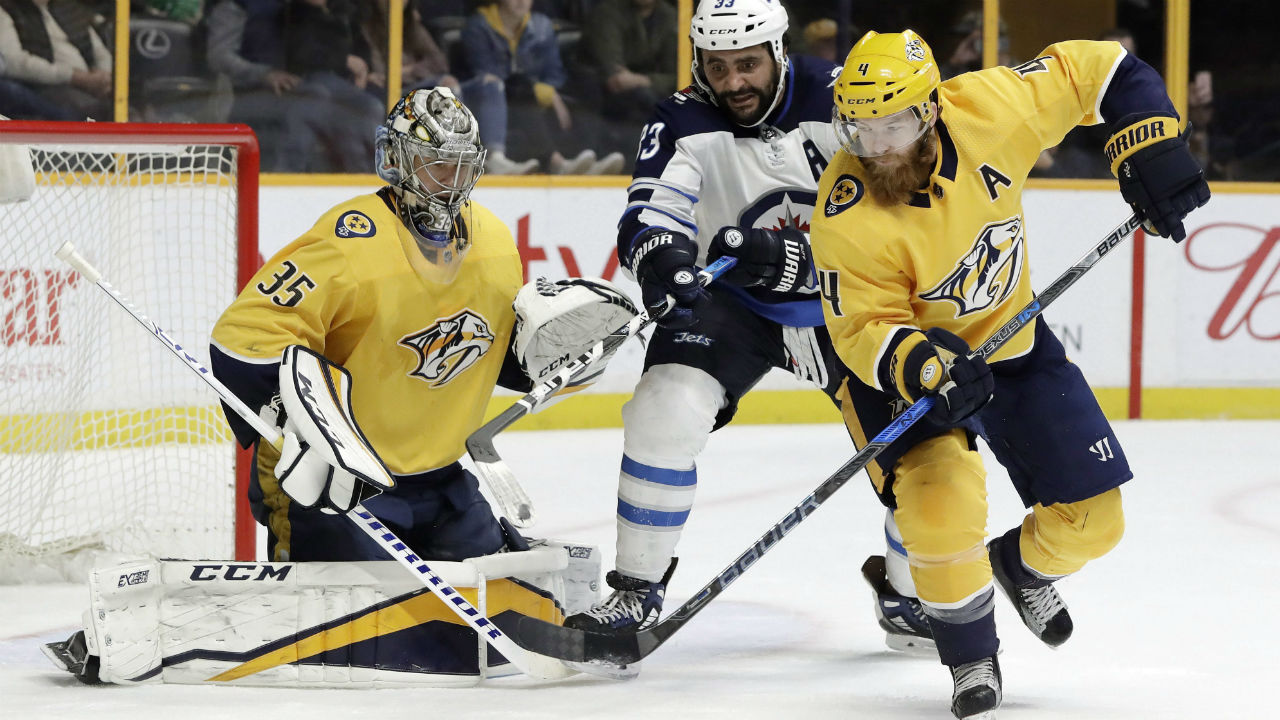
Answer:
[564,559,677,633]
[861,555,936,655]
[42,630,102,685]
[988,529,1073,647]
[949,654,1002,720]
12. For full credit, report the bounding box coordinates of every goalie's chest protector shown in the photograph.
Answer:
[217,194,522,474]
[811,41,1125,385]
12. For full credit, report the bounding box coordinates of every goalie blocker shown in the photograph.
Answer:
[45,542,601,687]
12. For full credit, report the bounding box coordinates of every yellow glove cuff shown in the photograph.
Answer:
[890,331,940,400]
[1105,116,1180,177]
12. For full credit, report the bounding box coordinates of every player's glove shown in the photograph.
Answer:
[1106,114,1211,243]
[629,228,708,329]
[887,328,993,424]
[707,226,813,293]
[273,345,395,514]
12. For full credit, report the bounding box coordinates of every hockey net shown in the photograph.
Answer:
[0,122,259,582]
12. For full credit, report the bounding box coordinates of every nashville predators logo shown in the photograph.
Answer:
[824,174,863,216]
[920,216,1025,317]
[336,211,376,238]
[399,310,495,387]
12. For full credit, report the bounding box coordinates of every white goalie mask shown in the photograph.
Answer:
[375,87,486,284]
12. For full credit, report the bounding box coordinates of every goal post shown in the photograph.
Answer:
[0,121,259,581]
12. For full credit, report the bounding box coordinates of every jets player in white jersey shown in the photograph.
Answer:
[563,1,930,647]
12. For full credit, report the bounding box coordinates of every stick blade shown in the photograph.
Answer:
[473,457,536,528]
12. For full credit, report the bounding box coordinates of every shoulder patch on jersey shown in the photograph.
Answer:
[335,211,376,238]
[824,174,864,217]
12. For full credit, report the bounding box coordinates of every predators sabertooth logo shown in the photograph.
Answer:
[920,216,1026,317]
[399,310,495,387]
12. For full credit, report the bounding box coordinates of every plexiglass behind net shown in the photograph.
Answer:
[1,139,243,582]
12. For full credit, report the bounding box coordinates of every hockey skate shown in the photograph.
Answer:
[861,555,936,655]
[949,654,1002,720]
[565,558,676,633]
[42,630,102,685]
[988,530,1073,647]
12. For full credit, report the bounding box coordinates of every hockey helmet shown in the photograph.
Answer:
[833,30,941,158]
[375,87,486,284]
[690,0,790,127]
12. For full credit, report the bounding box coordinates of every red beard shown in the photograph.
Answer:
[862,133,938,206]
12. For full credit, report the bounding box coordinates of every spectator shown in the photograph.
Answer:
[1,49,79,118]
[284,0,384,167]
[206,0,376,173]
[1098,26,1136,55]
[360,0,534,173]
[0,0,114,120]
[940,10,1011,79]
[576,0,676,165]
[462,0,623,174]
[802,17,838,63]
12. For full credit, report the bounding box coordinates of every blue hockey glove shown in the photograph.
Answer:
[629,228,708,329]
[1107,114,1211,243]
[707,226,813,293]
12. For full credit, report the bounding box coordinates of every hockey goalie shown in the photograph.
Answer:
[41,87,641,687]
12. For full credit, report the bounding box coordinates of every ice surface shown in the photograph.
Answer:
[2,420,1276,718]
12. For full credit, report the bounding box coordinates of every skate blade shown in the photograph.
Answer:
[885,633,938,657]
[41,642,73,673]
[564,659,640,680]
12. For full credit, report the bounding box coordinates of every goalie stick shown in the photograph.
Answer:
[467,256,737,528]
[53,242,576,682]
[497,214,1145,669]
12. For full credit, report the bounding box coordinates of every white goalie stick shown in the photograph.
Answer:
[467,256,737,528]
[495,214,1145,671]
[54,242,576,681]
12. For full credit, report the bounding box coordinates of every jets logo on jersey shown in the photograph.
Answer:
[336,211,376,238]
[740,189,817,232]
[920,216,1026,317]
[399,310,495,387]
[824,175,863,217]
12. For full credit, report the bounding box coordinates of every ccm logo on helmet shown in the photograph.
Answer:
[709,28,737,34]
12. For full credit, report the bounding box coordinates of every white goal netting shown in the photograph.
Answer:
[0,125,255,582]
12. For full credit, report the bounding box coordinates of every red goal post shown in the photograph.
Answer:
[0,121,259,579]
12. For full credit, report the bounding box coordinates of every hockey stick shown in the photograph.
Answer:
[498,213,1145,669]
[54,241,576,681]
[467,256,737,528]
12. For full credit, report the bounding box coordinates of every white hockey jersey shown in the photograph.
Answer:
[617,55,843,327]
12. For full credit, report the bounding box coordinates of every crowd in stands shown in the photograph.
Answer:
[0,0,1272,180]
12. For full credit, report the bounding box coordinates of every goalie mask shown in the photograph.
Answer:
[375,87,486,284]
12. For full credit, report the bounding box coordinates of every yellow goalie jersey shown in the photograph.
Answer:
[811,40,1127,390]
[211,191,522,474]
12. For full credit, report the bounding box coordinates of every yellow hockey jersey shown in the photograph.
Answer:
[212,191,522,474]
[811,40,1127,391]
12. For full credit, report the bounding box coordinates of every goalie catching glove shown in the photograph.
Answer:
[513,276,639,388]
[886,328,994,425]
[274,345,395,514]
[1106,114,1211,243]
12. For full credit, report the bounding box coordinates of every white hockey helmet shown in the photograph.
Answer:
[375,87,486,284]
[690,0,790,127]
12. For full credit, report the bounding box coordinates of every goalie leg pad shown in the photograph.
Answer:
[78,549,595,687]
[513,276,639,385]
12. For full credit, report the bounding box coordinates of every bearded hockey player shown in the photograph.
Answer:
[807,30,1209,719]
[563,0,936,657]
[42,87,634,687]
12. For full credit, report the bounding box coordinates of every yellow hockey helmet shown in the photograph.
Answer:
[833,30,941,157]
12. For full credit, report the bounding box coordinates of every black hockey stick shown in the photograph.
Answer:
[498,213,1144,668]
[466,256,736,527]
